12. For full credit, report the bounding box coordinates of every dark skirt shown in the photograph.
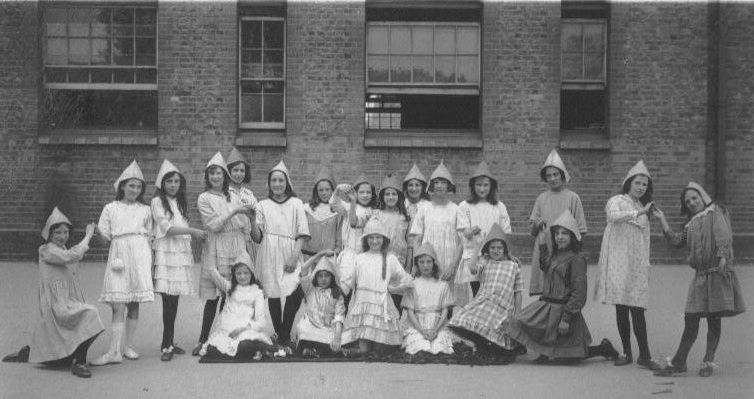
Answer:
[685,268,746,317]
[507,300,591,358]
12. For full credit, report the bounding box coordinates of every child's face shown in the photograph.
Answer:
[382,188,399,208]
[315,270,333,289]
[684,190,705,215]
[269,171,288,196]
[473,176,491,199]
[356,183,372,206]
[163,173,181,197]
[316,181,333,203]
[628,174,649,200]
[235,265,252,286]
[406,179,423,200]
[417,255,434,278]
[367,234,384,251]
[230,163,247,185]
[487,240,506,261]
[431,179,448,197]
[208,167,226,190]
[545,167,564,191]
[553,227,572,250]
[122,178,143,202]
[50,224,69,247]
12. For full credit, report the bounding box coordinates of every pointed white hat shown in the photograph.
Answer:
[360,217,389,241]
[413,242,438,263]
[429,160,454,186]
[270,160,292,188]
[622,160,651,186]
[205,152,229,175]
[403,163,427,185]
[226,147,248,167]
[481,222,509,254]
[550,211,581,242]
[41,207,72,240]
[113,160,145,192]
[314,168,336,187]
[541,149,571,183]
[683,181,712,206]
[470,160,496,184]
[154,159,181,187]
[380,173,402,193]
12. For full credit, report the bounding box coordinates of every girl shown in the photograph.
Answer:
[448,223,520,361]
[595,160,660,369]
[151,159,208,361]
[653,182,746,377]
[456,160,512,304]
[403,163,430,221]
[226,147,259,263]
[203,258,274,360]
[336,175,376,297]
[92,160,154,366]
[508,211,618,363]
[341,218,414,355]
[296,250,345,357]
[375,173,411,311]
[252,160,310,345]
[302,168,342,258]
[23,208,103,377]
[529,149,587,296]
[401,243,455,356]
[194,152,255,356]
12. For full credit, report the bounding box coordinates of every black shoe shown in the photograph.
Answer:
[599,339,619,360]
[2,345,30,363]
[71,361,92,378]
[636,357,662,371]
[172,346,185,355]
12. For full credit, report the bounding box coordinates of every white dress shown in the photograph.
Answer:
[374,210,409,268]
[206,284,272,356]
[336,204,372,294]
[401,277,455,354]
[255,197,310,298]
[455,200,512,286]
[151,197,195,296]
[97,201,154,303]
[295,274,346,344]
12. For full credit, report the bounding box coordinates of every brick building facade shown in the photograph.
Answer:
[1,0,752,263]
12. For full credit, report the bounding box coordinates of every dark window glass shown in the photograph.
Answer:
[43,90,157,130]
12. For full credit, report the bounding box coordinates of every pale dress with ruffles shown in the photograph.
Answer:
[336,204,372,295]
[198,191,249,299]
[206,284,272,356]
[374,210,410,268]
[151,196,195,296]
[30,242,105,363]
[401,277,455,354]
[295,274,346,344]
[97,201,154,303]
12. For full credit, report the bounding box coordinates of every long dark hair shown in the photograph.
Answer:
[378,188,410,223]
[361,235,391,280]
[402,179,430,202]
[467,176,499,205]
[622,174,653,206]
[429,177,456,194]
[204,166,231,202]
[412,254,439,279]
[309,179,334,209]
[115,179,147,204]
[679,187,717,217]
[227,161,251,184]
[354,182,378,209]
[267,171,297,200]
[550,227,582,254]
[155,171,188,220]
[46,222,73,244]
[314,269,342,299]
[228,262,260,298]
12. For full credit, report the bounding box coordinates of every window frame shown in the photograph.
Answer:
[560,18,607,90]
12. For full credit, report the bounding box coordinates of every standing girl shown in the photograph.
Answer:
[403,163,430,221]
[529,150,587,296]
[401,243,455,356]
[336,175,376,297]
[375,173,411,311]
[456,160,512,304]
[151,159,207,361]
[92,160,154,366]
[226,147,259,262]
[252,160,310,345]
[341,218,414,355]
[653,182,745,377]
[302,168,342,258]
[595,160,660,369]
[193,152,255,356]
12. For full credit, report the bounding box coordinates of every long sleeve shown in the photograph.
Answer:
[39,242,89,265]
[663,226,687,249]
[571,194,588,234]
[249,288,271,332]
[198,194,230,233]
[513,264,524,293]
[563,255,588,321]
[97,204,112,241]
[605,195,639,224]
[295,200,311,240]
[207,268,231,292]
[151,198,173,239]
[712,207,734,260]
[497,203,512,234]
[456,202,471,231]
[333,295,346,324]
[299,274,314,295]
[538,244,551,272]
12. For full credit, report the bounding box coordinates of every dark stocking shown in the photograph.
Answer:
[629,306,650,360]
[268,297,283,340]
[470,281,480,297]
[161,294,179,350]
[671,313,701,368]
[392,294,403,316]
[704,316,722,363]
[615,305,632,358]
[199,298,219,344]
[281,286,304,342]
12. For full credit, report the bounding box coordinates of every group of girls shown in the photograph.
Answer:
[3,148,744,380]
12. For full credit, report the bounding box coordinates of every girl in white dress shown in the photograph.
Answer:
[336,175,376,301]
[92,160,154,366]
[226,147,259,262]
[375,173,411,312]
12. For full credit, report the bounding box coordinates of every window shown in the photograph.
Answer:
[239,17,285,129]
[42,6,157,133]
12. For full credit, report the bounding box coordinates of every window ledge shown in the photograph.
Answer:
[364,129,482,148]
[235,130,287,148]
[559,129,611,150]
[38,130,157,146]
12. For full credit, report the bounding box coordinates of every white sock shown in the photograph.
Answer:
[110,322,124,355]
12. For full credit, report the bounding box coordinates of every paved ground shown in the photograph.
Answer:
[0,261,752,399]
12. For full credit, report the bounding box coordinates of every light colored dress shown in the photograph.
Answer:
[374,209,409,268]
[595,194,651,308]
[97,201,154,303]
[456,200,512,289]
[401,277,455,354]
[336,203,372,294]
[230,185,258,263]
[206,284,272,356]
[30,242,105,363]
[198,191,249,299]
[151,196,195,296]
[255,197,310,298]
[295,273,346,344]
[528,189,586,294]
[405,198,429,222]
[341,252,413,345]
[302,203,341,256]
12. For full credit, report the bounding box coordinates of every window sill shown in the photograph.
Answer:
[38,130,157,146]
[559,129,611,150]
[235,130,287,148]
[364,129,482,148]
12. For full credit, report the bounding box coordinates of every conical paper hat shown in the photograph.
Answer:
[113,160,145,192]
[403,163,427,185]
[413,242,438,263]
[380,173,402,193]
[550,211,582,242]
[312,255,338,278]
[481,222,509,253]
[154,159,181,187]
[360,218,389,241]
[41,207,72,240]
[270,160,292,188]
[313,168,335,188]
[470,160,496,184]
[541,149,571,183]
[353,174,371,189]
[429,160,454,186]
[684,181,712,206]
[205,152,229,175]
[226,147,248,167]
[622,160,651,186]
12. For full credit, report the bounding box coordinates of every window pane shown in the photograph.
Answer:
[68,69,89,83]
[113,37,134,65]
[46,8,67,36]
[561,23,582,52]
[412,55,433,83]
[242,81,263,93]
[91,69,112,83]
[263,21,284,49]
[583,24,604,52]
[435,56,455,83]
[241,21,262,48]
[365,94,478,130]
[136,69,157,84]
[113,8,134,36]
[584,53,604,80]
[135,38,156,65]
[91,38,110,64]
[390,27,411,54]
[263,93,283,122]
[367,26,388,54]
[135,9,156,36]
[412,27,433,55]
[114,69,135,83]
[562,53,582,80]
[457,27,478,54]
[241,94,262,122]
[241,50,262,78]
[46,68,67,83]
[263,50,284,78]
[68,9,91,37]
[560,89,605,130]
[367,56,388,82]
[457,56,478,83]
[390,56,411,82]
[366,113,379,129]
[69,38,90,65]
[263,81,284,93]
[46,38,68,64]
[434,28,455,54]
[91,9,110,37]
[43,90,157,130]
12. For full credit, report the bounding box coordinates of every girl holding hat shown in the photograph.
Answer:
[226,147,259,263]
[653,182,746,377]
[529,150,587,296]
[595,160,660,369]
[92,160,154,366]
[252,160,310,345]
[151,159,208,361]
[456,160,512,304]
[194,152,256,355]
[375,173,411,311]
[302,168,342,258]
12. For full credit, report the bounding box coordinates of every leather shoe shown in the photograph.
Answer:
[2,345,30,363]
[71,361,92,378]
